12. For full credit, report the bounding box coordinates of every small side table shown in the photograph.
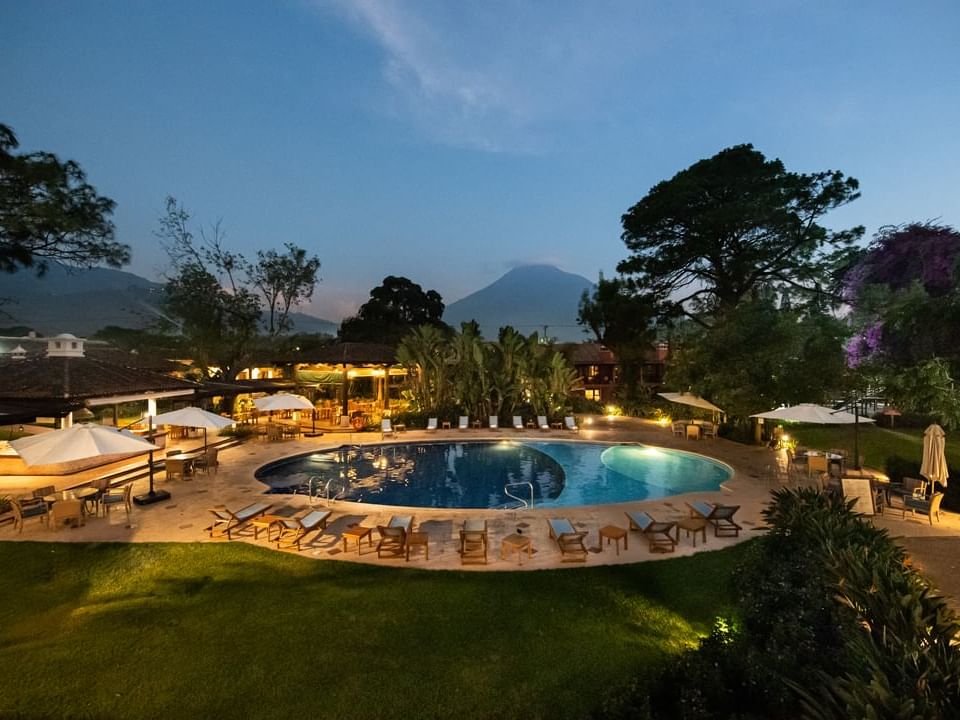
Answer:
[251,514,286,541]
[676,516,707,547]
[501,533,532,565]
[441,421,452,430]
[342,525,374,555]
[598,525,628,555]
[394,423,406,433]
[406,531,429,561]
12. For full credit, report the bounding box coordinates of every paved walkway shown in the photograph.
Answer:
[3,418,959,590]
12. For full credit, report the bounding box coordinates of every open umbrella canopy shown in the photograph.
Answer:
[150,407,235,430]
[10,423,159,467]
[921,423,949,489]
[253,393,314,412]
[751,403,876,424]
[658,392,725,416]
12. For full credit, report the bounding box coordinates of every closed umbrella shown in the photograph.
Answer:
[11,423,158,466]
[151,407,235,453]
[920,423,949,495]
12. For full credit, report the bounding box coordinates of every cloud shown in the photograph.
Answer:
[319,0,660,152]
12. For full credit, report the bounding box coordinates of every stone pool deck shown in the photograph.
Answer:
[3,417,959,597]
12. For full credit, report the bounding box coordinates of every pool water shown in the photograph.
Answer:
[255,441,732,509]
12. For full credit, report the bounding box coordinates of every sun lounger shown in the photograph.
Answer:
[459,518,488,565]
[458,416,469,430]
[547,517,588,562]
[537,415,550,431]
[513,415,524,430]
[687,502,742,537]
[381,418,394,438]
[208,502,272,539]
[489,416,499,430]
[377,515,414,558]
[426,417,438,431]
[624,510,677,553]
[564,416,579,432]
[274,509,332,550]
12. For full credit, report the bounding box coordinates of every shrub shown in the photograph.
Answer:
[219,425,260,440]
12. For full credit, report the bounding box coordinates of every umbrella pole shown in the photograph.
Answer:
[853,403,861,470]
[134,416,172,506]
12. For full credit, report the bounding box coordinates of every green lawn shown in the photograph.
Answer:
[0,541,746,719]
[787,424,958,471]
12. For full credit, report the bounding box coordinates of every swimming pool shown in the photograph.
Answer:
[255,441,733,509]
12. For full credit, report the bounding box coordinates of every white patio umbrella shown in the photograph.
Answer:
[11,423,159,467]
[253,393,314,412]
[150,407,235,453]
[751,403,875,425]
[920,423,949,494]
[658,392,725,421]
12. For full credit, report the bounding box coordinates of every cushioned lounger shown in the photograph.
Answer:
[624,510,677,553]
[547,517,588,562]
[274,509,332,550]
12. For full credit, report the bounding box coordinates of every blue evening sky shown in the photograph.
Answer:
[2,1,958,321]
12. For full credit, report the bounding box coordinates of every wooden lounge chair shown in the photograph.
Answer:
[425,417,438,431]
[381,418,394,439]
[208,502,272,539]
[537,415,550,431]
[901,492,944,525]
[458,416,469,430]
[273,509,333,550]
[513,415,524,430]
[687,502,742,537]
[376,515,413,558]
[625,510,677,553]
[564,416,579,433]
[488,416,499,430]
[547,517,588,562]
[459,518,488,565]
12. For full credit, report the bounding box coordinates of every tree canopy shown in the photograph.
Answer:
[156,196,321,379]
[618,144,862,325]
[340,276,447,346]
[0,123,129,275]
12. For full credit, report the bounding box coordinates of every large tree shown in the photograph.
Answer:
[339,275,446,346]
[156,196,320,379]
[618,144,862,325]
[0,123,129,275]
[577,274,658,399]
[843,222,960,426]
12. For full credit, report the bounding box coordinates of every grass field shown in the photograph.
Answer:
[0,541,748,719]
[786,424,957,470]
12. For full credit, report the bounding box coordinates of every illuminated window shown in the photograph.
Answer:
[585,389,600,401]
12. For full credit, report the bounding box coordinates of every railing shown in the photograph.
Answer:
[503,481,534,510]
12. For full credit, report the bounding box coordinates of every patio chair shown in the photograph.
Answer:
[208,502,272,539]
[101,483,133,518]
[537,415,550,431]
[381,418,394,439]
[624,510,677,553]
[513,415,524,430]
[459,517,488,565]
[12,497,48,533]
[376,515,413,558]
[489,416,499,430]
[458,416,469,430]
[50,499,84,530]
[547,517,588,562]
[807,454,829,477]
[426,417,438,431]
[901,492,944,525]
[273,509,332,551]
[887,476,926,504]
[564,416,579,433]
[193,447,219,475]
[671,421,685,438]
[700,421,716,440]
[687,502,742,537]
[32,485,56,500]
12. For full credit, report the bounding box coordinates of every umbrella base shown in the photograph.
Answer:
[133,490,172,506]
